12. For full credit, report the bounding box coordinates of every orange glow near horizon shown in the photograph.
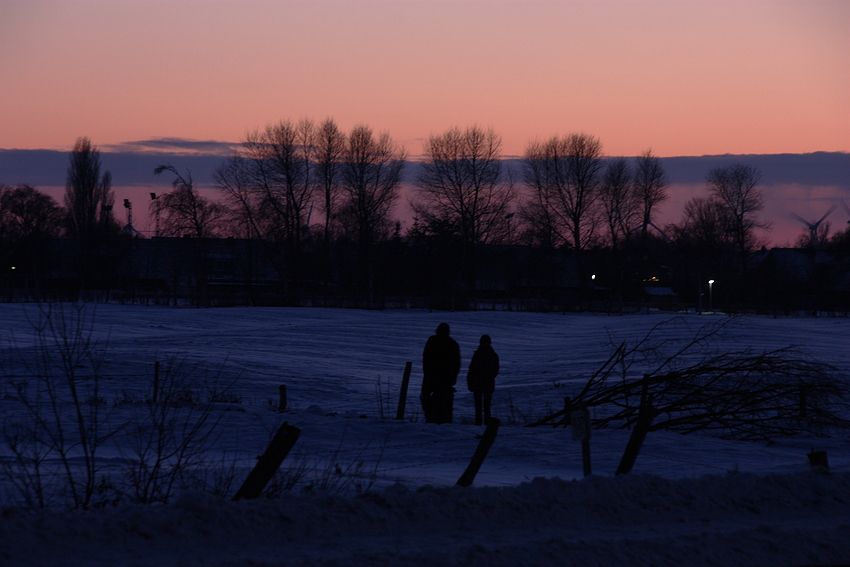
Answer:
[1,0,848,157]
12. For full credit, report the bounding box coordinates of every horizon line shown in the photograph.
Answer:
[2,143,849,162]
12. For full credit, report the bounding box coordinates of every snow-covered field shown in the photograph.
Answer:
[2,305,850,565]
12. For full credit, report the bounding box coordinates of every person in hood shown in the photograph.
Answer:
[421,322,461,423]
[466,334,499,425]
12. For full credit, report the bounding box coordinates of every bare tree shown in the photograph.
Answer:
[0,185,63,292]
[0,185,63,241]
[599,158,636,249]
[215,118,329,292]
[675,197,735,250]
[415,126,514,246]
[341,126,405,244]
[214,156,261,239]
[295,119,316,230]
[633,149,668,241]
[236,130,282,241]
[221,119,318,261]
[313,118,346,245]
[414,126,514,291]
[516,195,557,248]
[260,119,316,250]
[154,165,227,238]
[340,125,405,295]
[706,164,766,258]
[523,133,603,252]
[64,137,116,242]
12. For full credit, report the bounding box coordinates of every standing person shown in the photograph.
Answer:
[421,322,461,423]
[466,334,499,425]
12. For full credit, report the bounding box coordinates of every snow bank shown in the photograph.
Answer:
[2,472,849,566]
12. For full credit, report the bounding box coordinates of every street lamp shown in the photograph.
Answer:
[6,266,15,301]
[708,279,715,312]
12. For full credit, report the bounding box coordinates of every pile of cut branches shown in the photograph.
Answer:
[531,318,849,441]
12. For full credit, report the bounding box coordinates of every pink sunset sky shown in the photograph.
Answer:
[1,0,848,157]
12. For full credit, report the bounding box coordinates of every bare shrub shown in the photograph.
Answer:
[1,304,113,508]
[122,357,224,504]
[1,422,51,508]
[263,457,311,499]
[183,452,243,499]
[317,434,385,495]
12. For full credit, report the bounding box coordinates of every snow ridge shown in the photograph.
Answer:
[3,472,849,566]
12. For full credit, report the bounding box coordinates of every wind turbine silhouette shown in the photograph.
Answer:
[790,205,836,248]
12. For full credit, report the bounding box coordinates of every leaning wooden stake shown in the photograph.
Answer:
[233,423,301,500]
[616,381,655,475]
[396,361,412,420]
[457,418,500,487]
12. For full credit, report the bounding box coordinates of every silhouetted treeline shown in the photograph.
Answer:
[3,130,850,312]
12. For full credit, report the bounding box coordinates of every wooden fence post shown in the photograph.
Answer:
[457,418,500,487]
[570,405,592,477]
[278,385,288,412]
[396,361,412,420]
[233,423,301,501]
[616,379,655,475]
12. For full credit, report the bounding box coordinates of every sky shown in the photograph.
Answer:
[1,0,848,157]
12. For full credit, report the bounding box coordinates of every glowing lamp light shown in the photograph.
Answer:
[708,279,715,311]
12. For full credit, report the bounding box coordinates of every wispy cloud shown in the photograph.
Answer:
[103,137,238,156]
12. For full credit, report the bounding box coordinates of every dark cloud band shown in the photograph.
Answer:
[1,145,849,189]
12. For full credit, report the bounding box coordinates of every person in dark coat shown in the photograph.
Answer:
[466,334,499,425]
[421,322,461,423]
